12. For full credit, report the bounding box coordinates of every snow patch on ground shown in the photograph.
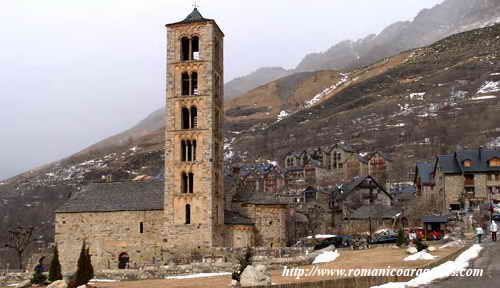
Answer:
[477,81,500,94]
[224,138,235,160]
[408,92,426,100]
[277,110,289,122]
[304,73,349,108]
[471,95,497,101]
[404,251,437,261]
[165,272,231,280]
[372,244,483,288]
[313,250,340,264]
[306,234,336,239]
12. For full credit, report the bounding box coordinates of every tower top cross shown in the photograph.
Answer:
[193,0,199,9]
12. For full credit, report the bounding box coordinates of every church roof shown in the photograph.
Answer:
[56,180,164,213]
[224,210,254,225]
[166,8,213,26]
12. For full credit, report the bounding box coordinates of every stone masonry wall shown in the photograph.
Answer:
[55,211,165,273]
[163,18,225,254]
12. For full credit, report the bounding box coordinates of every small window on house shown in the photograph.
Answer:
[139,222,144,234]
[191,36,200,60]
[185,204,191,224]
[489,158,500,167]
[463,160,472,167]
[181,37,190,61]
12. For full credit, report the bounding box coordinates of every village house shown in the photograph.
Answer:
[331,176,394,230]
[414,162,435,200]
[430,148,500,212]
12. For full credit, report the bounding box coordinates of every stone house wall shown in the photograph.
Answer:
[223,225,255,248]
[240,204,287,248]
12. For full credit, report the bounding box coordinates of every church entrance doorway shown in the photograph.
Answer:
[118,252,129,269]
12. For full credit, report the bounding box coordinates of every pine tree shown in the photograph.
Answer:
[74,241,94,286]
[49,245,63,282]
[86,247,94,281]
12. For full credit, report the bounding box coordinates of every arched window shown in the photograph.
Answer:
[181,140,187,162]
[191,106,198,128]
[181,107,190,129]
[191,72,198,95]
[185,204,191,224]
[192,140,197,161]
[139,222,144,234]
[181,37,190,61]
[181,140,197,162]
[191,36,200,60]
[181,72,190,96]
[188,173,194,193]
[181,172,188,193]
[187,141,193,162]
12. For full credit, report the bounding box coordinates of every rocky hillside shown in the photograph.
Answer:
[227,24,500,176]
[225,0,500,99]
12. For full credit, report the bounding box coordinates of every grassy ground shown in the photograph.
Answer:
[94,247,459,288]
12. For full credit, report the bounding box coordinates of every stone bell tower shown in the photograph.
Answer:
[163,8,225,251]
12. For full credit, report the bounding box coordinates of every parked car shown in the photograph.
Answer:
[369,235,398,245]
[492,213,500,222]
[313,236,352,250]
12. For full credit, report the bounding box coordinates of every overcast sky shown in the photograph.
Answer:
[0,0,444,181]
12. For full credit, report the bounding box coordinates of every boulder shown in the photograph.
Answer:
[16,280,32,288]
[427,246,437,252]
[240,265,271,287]
[406,246,418,255]
[47,280,68,288]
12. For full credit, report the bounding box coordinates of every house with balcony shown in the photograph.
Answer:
[431,148,500,212]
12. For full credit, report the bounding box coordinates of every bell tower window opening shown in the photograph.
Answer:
[191,72,198,95]
[181,107,190,129]
[181,72,190,96]
[181,37,190,61]
[185,204,191,224]
[181,140,197,162]
[192,140,197,161]
[191,36,200,60]
[181,140,187,162]
[189,173,194,193]
[181,172,189,193]
[191,106,198,128]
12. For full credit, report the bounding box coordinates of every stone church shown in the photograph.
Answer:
[55,8,288,271]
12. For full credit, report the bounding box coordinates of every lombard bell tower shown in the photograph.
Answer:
[163,8,225,251]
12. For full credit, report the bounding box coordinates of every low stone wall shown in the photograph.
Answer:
[95,247,314,280]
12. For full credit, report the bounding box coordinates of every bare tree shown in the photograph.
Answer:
[4,226,35,270]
